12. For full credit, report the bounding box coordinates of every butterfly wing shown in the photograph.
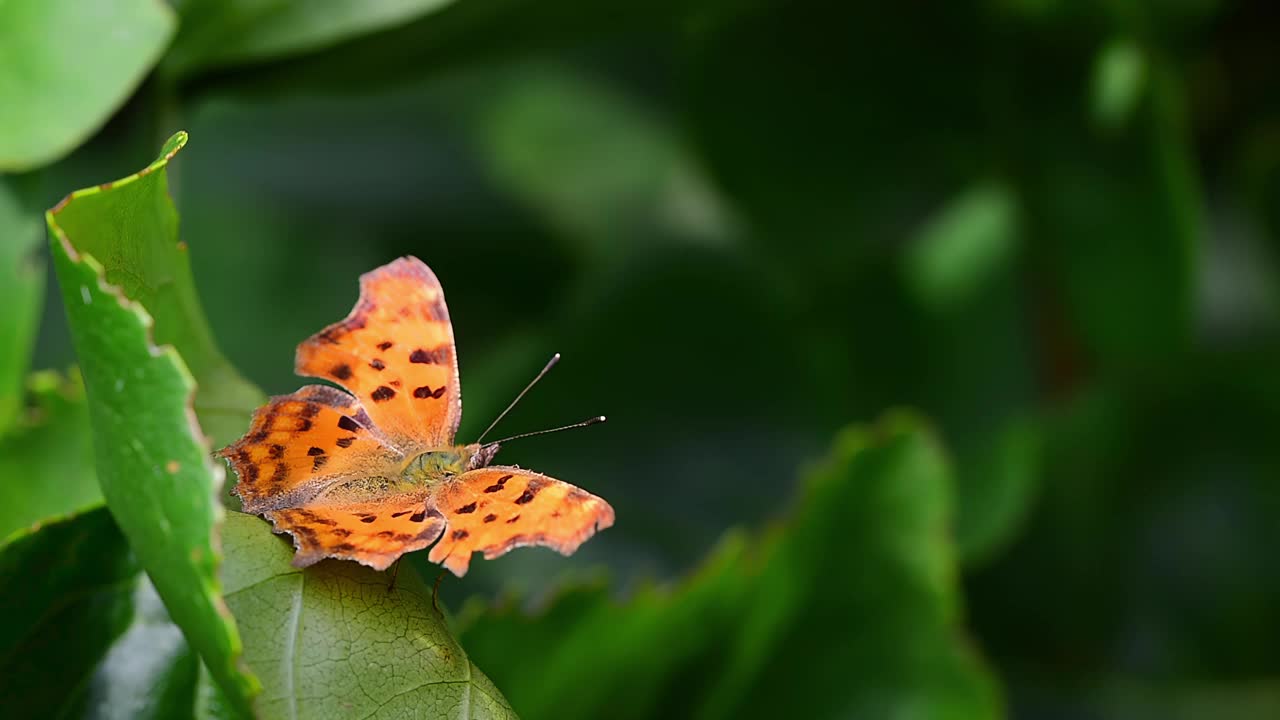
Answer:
[425,466,615,576]
[219,385,403,513]
[294,256,462,451]
[267,490,443,571]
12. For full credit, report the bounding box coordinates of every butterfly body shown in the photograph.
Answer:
[402,446,470,483]
[401,442,499,484]
[219,256,613,576]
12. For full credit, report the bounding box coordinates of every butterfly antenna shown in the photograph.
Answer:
[487,416,606,446]
[476,353,561,443]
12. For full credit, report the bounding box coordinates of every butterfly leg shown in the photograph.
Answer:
[385,558,402,593]
[432,569,447,614]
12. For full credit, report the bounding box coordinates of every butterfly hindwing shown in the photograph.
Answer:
[219,385,403,513]
[267,490,443,571]
[294,256,462,452]
[426,466,615,576]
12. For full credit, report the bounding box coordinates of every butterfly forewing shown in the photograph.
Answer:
[294,257,462,452]
[219,384,403,513]
[427,467,615,576]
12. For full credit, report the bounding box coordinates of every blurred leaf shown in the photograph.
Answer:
[167,0,456,76]
[47,134,259,717]
[1091,39,1147,131]
[459,413,1002,720]
[0,175,45,435]
[468,64,734,261]
[953,417,1043,565]
[682,2,992,275]
[0,370,99,541]
[220,512,516,720]
[0,0,175,171]
[905,181,1020,311]
[900,179,1039,565]
[1023,56,1202,372]
[185,0,691,98]
[1098,679,1280,720]
[679,2,1045,573]
[970,345,1280,696]
[45,131,262,449]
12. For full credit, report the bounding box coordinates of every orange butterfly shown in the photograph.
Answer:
[219,256,614,576]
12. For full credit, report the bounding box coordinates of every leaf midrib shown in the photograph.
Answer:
[286,569,304,720]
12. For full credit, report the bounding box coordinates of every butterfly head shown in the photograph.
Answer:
[465,442,501,471]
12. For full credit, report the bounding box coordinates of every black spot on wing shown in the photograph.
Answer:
[336,437,355,448]
[371,386,396,402]
[483,514,497,523]
[451,529,469,540]
[515,477,549,505]
[331,364,352,381]
[377,341,393,351]
[369,358,386,370]
[338,415,361,432]
[455,502,477,514]
[409,346,450,364]
[307,447,325,456]
[483,474,513,493]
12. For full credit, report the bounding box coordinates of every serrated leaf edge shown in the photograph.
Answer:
[45,130,261,715]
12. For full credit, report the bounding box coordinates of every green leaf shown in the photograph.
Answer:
[0,507,135,716]
[47,136,259,717]
[222,512,516,720]
[459,413,1001,720]
[68,577,201,720]
[0,0,175,171]
[0,370,100,542]
[167,0,457,76]
[0,507,195,719]
[44,131,262,450]
[0,175,45,436]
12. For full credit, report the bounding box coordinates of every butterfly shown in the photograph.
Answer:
[218,256,614,576]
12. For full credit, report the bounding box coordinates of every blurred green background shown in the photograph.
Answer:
[5,0,1280,717]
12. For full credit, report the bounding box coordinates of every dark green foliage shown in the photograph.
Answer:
[460,415,1000,720]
